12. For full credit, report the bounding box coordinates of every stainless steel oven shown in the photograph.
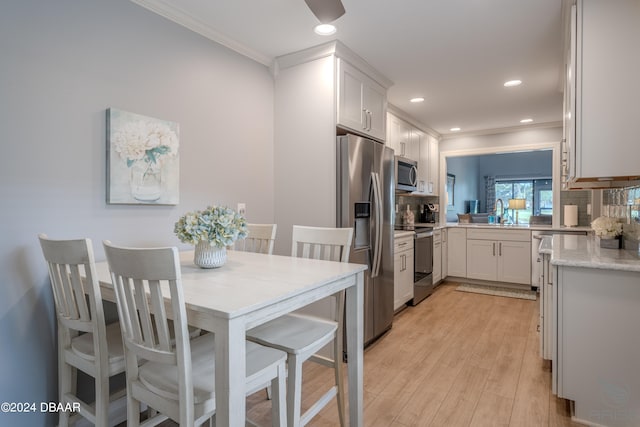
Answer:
[411,229,433,305]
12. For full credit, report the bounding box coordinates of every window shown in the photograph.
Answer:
[494,179,552,224]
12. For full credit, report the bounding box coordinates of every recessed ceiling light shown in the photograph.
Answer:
[504,80,522,87]
[314,24,336,35]
[450,127,461,132]
[410,97,425,103]
[520,118,533,123]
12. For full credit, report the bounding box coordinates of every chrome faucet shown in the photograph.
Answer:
[494,198,504,223]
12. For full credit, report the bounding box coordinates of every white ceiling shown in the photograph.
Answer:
[132,0,565,136]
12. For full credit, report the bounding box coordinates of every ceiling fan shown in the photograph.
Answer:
[304,0,345,23]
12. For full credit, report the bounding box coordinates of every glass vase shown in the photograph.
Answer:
[130,161,162,202]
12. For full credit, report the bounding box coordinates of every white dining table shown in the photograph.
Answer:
[93,249,366,426]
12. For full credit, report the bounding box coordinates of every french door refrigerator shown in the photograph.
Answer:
[337,134,395,346]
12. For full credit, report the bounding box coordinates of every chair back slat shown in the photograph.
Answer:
[149,280,172,351]
[104,242,186,368]
[38,234,106,337]
[291,226,353,263]
[234,223,277,255]
[291,226,354,323]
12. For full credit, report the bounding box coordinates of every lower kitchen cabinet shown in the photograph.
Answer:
[447,227,467,277]
[394,234,414,310]
[466,229,531,285]
[441,229,448,279]
[433,230,442,284]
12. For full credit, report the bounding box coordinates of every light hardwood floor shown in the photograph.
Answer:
[151,281,587,426]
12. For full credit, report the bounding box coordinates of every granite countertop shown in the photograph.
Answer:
[550,234,640,272]
[445,222,592,232]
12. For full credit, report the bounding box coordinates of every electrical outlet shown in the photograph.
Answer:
[237,203,246,216]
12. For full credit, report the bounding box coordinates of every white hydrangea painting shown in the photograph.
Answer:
[107,108,179,205]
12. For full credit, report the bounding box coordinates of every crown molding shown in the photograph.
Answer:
[387,104,441,140]
[439,121,563,140]
[130,0,272,66]
[274,40,393,89]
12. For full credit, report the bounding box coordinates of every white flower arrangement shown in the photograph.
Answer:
[112,120,179,168]
[174,205,248,248]
[591,216,623,238]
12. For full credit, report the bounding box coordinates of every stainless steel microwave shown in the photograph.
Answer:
[395,156,418,192]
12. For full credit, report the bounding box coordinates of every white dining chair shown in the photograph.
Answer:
[103,241,288,427]
[38,234,126,427]
[234,223,278,255]
[246,225,354,427]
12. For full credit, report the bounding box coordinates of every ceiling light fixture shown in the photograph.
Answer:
[450,127,461,132]
[504,79,522,87]
[314,24,337,35]
[520,118,533,123]
[410,97,425,103]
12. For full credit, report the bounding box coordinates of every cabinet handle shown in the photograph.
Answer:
[368,110,373,131]
[493,242,496,256]
[499,242,502,256]
[400,142,406,157]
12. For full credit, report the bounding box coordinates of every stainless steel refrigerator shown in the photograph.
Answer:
[337,134,395,346]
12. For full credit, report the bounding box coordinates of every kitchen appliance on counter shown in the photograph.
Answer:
[420,203,437,223]
[337,134,395,347]
[395,223,434,304]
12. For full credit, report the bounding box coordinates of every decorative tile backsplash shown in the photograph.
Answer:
[603,185,640,250]
[560,190,592,227]
[396,195,440,225]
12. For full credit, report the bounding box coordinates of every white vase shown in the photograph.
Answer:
[194,241,227,268]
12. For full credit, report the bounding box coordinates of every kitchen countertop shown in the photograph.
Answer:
[549,234,640,272]
[394,230,415,238]
[445,222,592,232]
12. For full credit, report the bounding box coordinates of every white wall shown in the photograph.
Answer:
[440,126,562,153]
[0,1,274,425]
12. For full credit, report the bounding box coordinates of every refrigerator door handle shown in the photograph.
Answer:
[370,172,383,278]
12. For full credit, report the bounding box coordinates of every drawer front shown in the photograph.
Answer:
[466,228,531,242]
[394,236,414,253]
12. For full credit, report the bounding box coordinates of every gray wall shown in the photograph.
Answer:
[0,1,274,425]
[446,156,480,220]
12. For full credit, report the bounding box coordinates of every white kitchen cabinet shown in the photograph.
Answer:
[563,0,640,184]
[386,113,416,160]
[414,132,438,195]
[394,234,414,311]
[447,227,467,278]
[428,136,439,196]
[441,229,448,279]
[539,252,552,360]
[433,230,442,284]
[466,229,531,285]
[555,265,640,425]
[273,41,392,256]
[338,59,387,141]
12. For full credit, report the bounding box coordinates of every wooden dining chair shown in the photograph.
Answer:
[102,241,288,426]
[38,234,126,427]
[234,223,277,254]
[246,225,354,427]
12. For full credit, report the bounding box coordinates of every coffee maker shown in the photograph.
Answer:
[420,203,437,223]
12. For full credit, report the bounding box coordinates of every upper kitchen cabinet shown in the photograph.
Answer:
[386,113,416,159]
[272,41,392,255]
[386,112,440,195]
[416,131,439,195]
[337,60,387,141]
[563,0,640,186]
